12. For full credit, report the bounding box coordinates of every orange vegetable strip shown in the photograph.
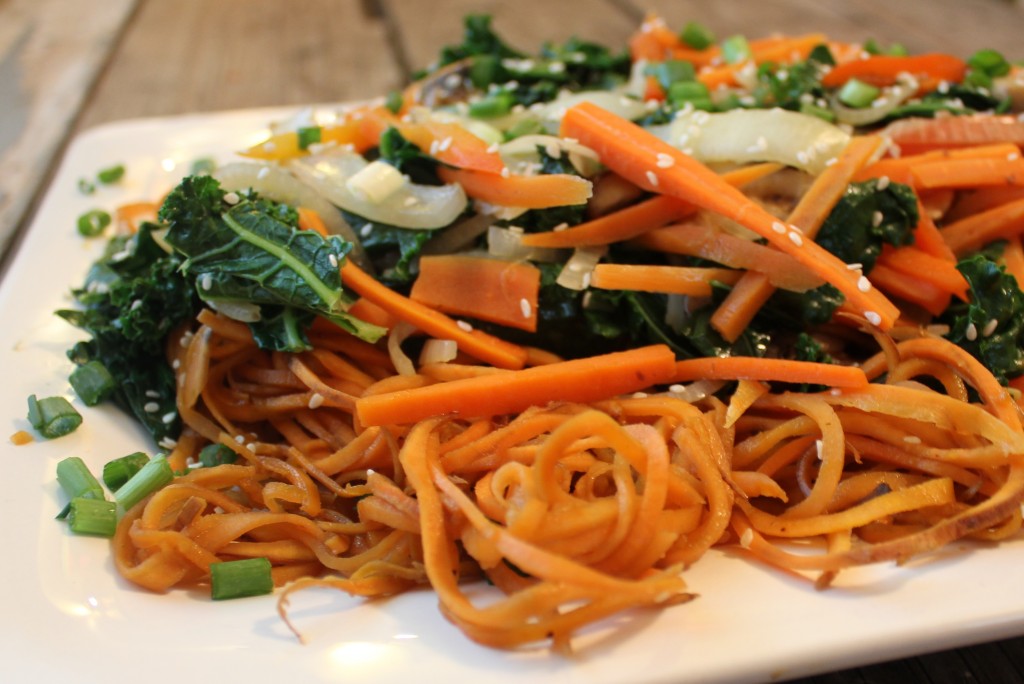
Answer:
[296,207,329,237]
[398,120,505,174]
[875,244,968,300]
[346,298,399,329]
[939,196,1024,255]
[409,255,541,332]
[911,157,1024,190]
[590,264,742,296]
[883,115,1024,155]
[710,135,886,341]
[820,53,967,88]
[340,261,528,370]
[867,262,951,316]
[696,35,828,90]
[115,201,159,235]
[672,357,868,388]
[356,344,679,426]
[1000,236,1024,290]
[522,163,781,248]
[561,102,900,329]
[854,143,1021,182]
[438,167,592,209]
[911,197,958,263]
[945,185,1024,223]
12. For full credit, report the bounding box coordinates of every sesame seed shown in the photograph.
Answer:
[437,136,453,152]
[857,275,871,293]
[796,150,809,165]
[830,388,842,396]
[200,273,213,290]
[815,439,824,460]
[983,318,999,337]
[1009,152,1021,162]
[656,153,675,168]
[520,298,532,318]
[308,392,325,409]
[360,223,373,237]
[668,384,685,393]
[739,529,754,549]
[172,359,181,370]
[223,191,240,205]
[632,392,649,399]
[847,263,863,271]
[145,390,160,398]
[966,322,978,341]
[429,139,440,156]
[161,412,176,424]
[788,231,803,246]
[824,157,838,167]
[646,170,659,187]
[486,142,500,154]
[234,434,245,444]
[771,221,787,234]
[246,443,256,452]
[871,210,884,227]
[876,176,890,191]
[903,435,922,445]
[864,311,882,326]
[456,320,473,332]
[328,253,338,268]
[552,222,569,232]
[262,141,277,152]
[158,437,178,450]
[500,167,511,178]
[143,402,159,413]
[403,196,419,207]
[548,61,566,74]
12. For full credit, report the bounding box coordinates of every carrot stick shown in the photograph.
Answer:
[875,244,968,300]
[866,262,951,316]
[560,102,900,329]
[340,261,528,370]
[672,357,869,388]
[521,163,782,249]
[710,134,886,341]
[945,185,1024,223]
[820,53,967,89]
[409,255,541,332]
[853,143,1022,182]
[398,120,505,174]
[296,207,329,236]
[438,166,592,209]
[347,298,399,329]
[911,157,1024,190]
[882,115,1024,155]
[1000,236,1024,290]
[590,264,742,296]
[356,345,679,426]
[939,196,1024,255]
[911,197,958,262]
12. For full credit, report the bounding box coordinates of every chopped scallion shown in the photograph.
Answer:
[69,360,116,406]
[384,90,404,114]
[77,178,96,195]
[102,452,150,491]
[210,558,274,600]
[57,456,105,501]
[97,164,125,184]
[67,497,117,537]
[645,59,696,91]
[800,101,837,122]
[297,126,322,150]
[721,35,751,64]
[680,21,715,51]
[198,443,238,468]
[504,117,544,140]
[837,78,881,108]
[114,455,173,511]
[27,394,82,439]
[667,80,713,109]
[76,209,112,237]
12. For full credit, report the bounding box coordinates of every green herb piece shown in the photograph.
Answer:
[799,101,836,122]
[27,395,82,439]
[56,457,106,517]
[645,59,696,91]
[863,39,907,57]
[68,360,116,406]
[78,178,96,195]
[102,452,150,491]
[968,49,1011,80]
[198,443,238,467]
[837,78,880,108]
[468,90,516,118]
[667,81,713,109]
[77,210,112,237]
[721,35,751,64]
[114,455,173,511]
[210,557,274,600]
[97,164,125,184]
[67,497,117,537]
[384,90,404,114]
[681,22,715,50]
[297,126,322,150]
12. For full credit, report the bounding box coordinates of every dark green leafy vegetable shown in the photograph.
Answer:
[27,395,82,439]
[376,126,442,185]
[198,443,239,467]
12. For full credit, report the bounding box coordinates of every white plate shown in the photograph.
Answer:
[2,109,1024,684]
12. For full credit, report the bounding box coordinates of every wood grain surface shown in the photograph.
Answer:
[3,1,1024,680]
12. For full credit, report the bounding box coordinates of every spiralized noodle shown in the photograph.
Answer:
[109,306,1024,652]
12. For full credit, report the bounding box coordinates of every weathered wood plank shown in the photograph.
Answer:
[0,0,138,265]
[76,0,405,131]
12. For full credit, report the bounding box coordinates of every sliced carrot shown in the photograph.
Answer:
[867,262,951,316]
[240,111,385,161]
[911,157,1024,190]
[356,344,679,426]
[590,264,742,296]
[347,298,399,329]
[409,255,541,332]
[820,53,966,90]
[883,115,1024,155]
[296,207,329,236]
[854,143,1022,182]
[560,102,900,330]
[911,196,958,263]
[939,196,1024,255]
[521,163,782,249]
[398,120,505,174]
[945,185,1024,223]
[672,356,868,388]
[1000,236,1024,291]
[709,134,886,341]
[340,261,528,370]
[115,201,159,234]
[876,244,968,300]
[438,166,592,209]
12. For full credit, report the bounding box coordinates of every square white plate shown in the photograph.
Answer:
[2,109,1023,684]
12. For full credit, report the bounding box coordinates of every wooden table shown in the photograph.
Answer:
[3,1,1024,681]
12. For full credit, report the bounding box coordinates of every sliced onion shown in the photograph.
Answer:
[213,161,370,270]
[662,108,850,175]
[290,149,467,229]
[557,246,606,290]
[498,134,603,177]
[419,338,458,366]
[831,80,916,127]
[387,322,418,376]
[487,225,565,262]
[422,212,494,255]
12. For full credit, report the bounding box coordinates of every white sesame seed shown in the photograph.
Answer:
[161,412,176,424]
[857,275,872,293]
[262,141,277,152]
[864,311,882,326]
[500,167,511,178]
[871,210,884,227]
[437,136,453,152]
[456,320,473,332]
[771,221,787,234]
[234,434,245,444]
[739,528,754,549]
[847,262,863,271]
[903,435,922,445]
[796,150,809,165]
[360,223,373,237]
[158,437,178,450]
[656,153,675,168]
[830,388,842,396]
[1009,152,1021,162]
[552,222,569,232]
[966,322,978,341]
[815,439,824,460]
[308,392,325,409]
[669,384,686,393]
[130,299,143,311]
[143,402,159,413]
[146,390,160,398]
[200,273,213,291]
[429,139,440,156]
[223,191,240,205]
[486,142,500,154]
[246,443,256,452]
[328,253,338,268]
[876,176,890,191]
[983,318,999,337]
[403,196,419,207]
[520,298,532,318]
[645,170,659,187]
[824,157,838,167]
[172,359,181,370]
[632,392,649,399]
[788,231,803,246]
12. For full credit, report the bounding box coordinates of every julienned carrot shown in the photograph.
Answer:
[522,163,781,249]
[911,157,1024,190]
[297,207,329,236]
[409,255,541,332]
[882,115,1024,155]
[356,344,679,426]
[438,167,593,209]
[875,244,969,300]
[672,356,868,388]
[347,298,399,329]
[853,143,1022,183]
[340,261,528,370]
[819,53,967,89]
[398,120,505,175]
[560,102,900,330]
[1000,236,1024,291]
[631,222,823,292]
[710,134,886,342]
[910,197,958,263]
[939,196,1024,255]
[945,185,1024,223]
[590,264,742,296]
[115,201,159,234]
[696,34,828,90]
[867,263,951,316]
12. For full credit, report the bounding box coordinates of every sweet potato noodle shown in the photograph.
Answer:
[112,308,1024,652]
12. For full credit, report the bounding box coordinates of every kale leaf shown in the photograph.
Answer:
[942,254,1024,384]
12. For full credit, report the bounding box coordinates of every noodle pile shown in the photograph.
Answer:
[111,306,1024,651]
